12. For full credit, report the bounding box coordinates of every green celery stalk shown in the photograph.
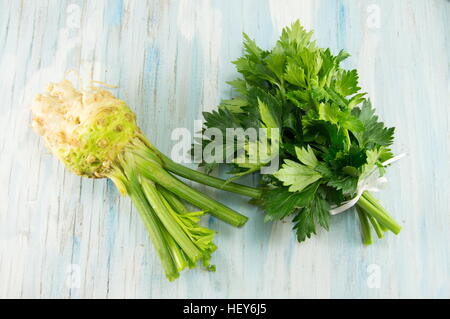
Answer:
[356,206,373,245]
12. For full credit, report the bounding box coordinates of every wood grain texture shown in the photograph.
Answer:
[0,0,449,298]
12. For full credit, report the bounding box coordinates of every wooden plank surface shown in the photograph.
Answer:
[0,0,449,298]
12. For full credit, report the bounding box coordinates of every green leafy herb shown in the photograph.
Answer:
[195,21,401,244]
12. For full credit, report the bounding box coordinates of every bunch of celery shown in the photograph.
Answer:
[194,21,401,244]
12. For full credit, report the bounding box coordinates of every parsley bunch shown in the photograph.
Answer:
[194,21,401,244]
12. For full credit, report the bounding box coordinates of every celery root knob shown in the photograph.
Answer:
[31,79,139,178]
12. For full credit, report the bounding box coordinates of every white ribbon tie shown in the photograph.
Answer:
[329,153,405,215]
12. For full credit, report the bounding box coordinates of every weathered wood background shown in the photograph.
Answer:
[1,0,449,298]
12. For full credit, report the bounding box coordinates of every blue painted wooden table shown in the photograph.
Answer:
[0,0,449,298]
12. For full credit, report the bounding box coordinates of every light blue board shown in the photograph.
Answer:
[0,0,449,298]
